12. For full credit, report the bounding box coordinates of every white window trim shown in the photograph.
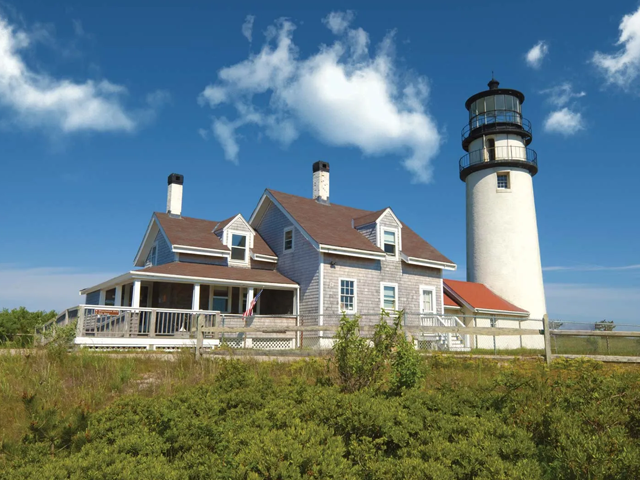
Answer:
[228,231,249,264]
[496,171,511,192]
[380,282,399,311]
[380,227,400,259]
[209,285,231,313]
[283,226,294,253]
[338,278,357,314]
[419,285,437,314]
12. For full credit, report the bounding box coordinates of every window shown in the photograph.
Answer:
[381,283,398,310]
[486,138,496,162]
[339,279,356,313]
[212,286,229,312]
[283,227,294,252]
[420,287,435,314]
[231,234,247,261]
[497,173,510,189]
[383,230,397,256]
[146,243,158,267]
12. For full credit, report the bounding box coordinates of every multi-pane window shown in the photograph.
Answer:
[421,289,434,314]
[231,234,247,261]
[340,279,356,313]
[212,286,229,312]
[383,230,396,256]
[497,173,509,189]
[382,284,397,310]
[284,228,293,251]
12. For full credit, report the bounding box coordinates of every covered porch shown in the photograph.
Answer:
[74,262,300,349]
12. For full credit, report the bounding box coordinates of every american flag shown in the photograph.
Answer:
[243,289,263,317]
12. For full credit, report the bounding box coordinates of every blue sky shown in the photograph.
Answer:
[1,0,639,324]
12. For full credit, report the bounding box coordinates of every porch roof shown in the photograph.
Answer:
[80,261,298,294]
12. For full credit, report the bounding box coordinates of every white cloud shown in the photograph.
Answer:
[542,83,586,107]
[146,89,172,109]
[592,6,640,88]
[0,265,119,312]
[543,108,584,135]
[241,15,255,43]
[323,11,355,35]
[545,283,640,325]
[199,14,442,183]
[525,41,549,69]
[544,264,640,272]
[0,13,153,133]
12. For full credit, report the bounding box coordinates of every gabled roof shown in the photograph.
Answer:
[155,212,275,257]
[443,279,528,315]
[265,190,454,266]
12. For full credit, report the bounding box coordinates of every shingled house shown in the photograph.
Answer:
[68,162,530,350]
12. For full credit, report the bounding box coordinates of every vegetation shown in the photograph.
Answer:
[0,307,56,347]
[1,314,640,478]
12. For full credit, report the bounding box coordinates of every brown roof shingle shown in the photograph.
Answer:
[138,262,296,285]
[155,212,276,257]
[267,190,453,265]
[444,279,527,313]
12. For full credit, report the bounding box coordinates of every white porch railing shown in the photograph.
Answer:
[38,306,536,351]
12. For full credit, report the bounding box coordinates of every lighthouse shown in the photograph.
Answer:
[460,78,546,345]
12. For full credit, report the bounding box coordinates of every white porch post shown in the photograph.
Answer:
[132,280,141,308]
[192,283,201,311]
[114,285,123,307]
[246,287,254,313]
[98,290,106,306]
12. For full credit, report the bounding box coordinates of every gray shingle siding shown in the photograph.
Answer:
[253,202,319,315]
[378,210,400,229]
[153,231,174,265]
[356,223,377,246]
[225,216,253,235]
[322,254,442,321]
[86,291,100,305]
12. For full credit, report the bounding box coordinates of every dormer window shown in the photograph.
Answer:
[231,234,247,261]
[383,229,397,256]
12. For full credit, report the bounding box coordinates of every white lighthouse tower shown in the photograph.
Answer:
[460,78,546,345]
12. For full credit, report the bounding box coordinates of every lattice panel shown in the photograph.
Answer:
[416,339,440,351]
[219,338,244,349]
[252,338,295,350]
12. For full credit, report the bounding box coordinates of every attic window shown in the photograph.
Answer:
[231,234,247,261]
[383,230,396,256]
[283,227,294,252]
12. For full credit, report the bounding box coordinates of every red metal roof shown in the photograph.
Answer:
[443,279,527,313]
[444,291,460,307]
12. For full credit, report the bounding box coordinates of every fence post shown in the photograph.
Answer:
[149,310,157,338]
[543,314,552,367]
[195,314,204,361]
[76,307,85,338]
